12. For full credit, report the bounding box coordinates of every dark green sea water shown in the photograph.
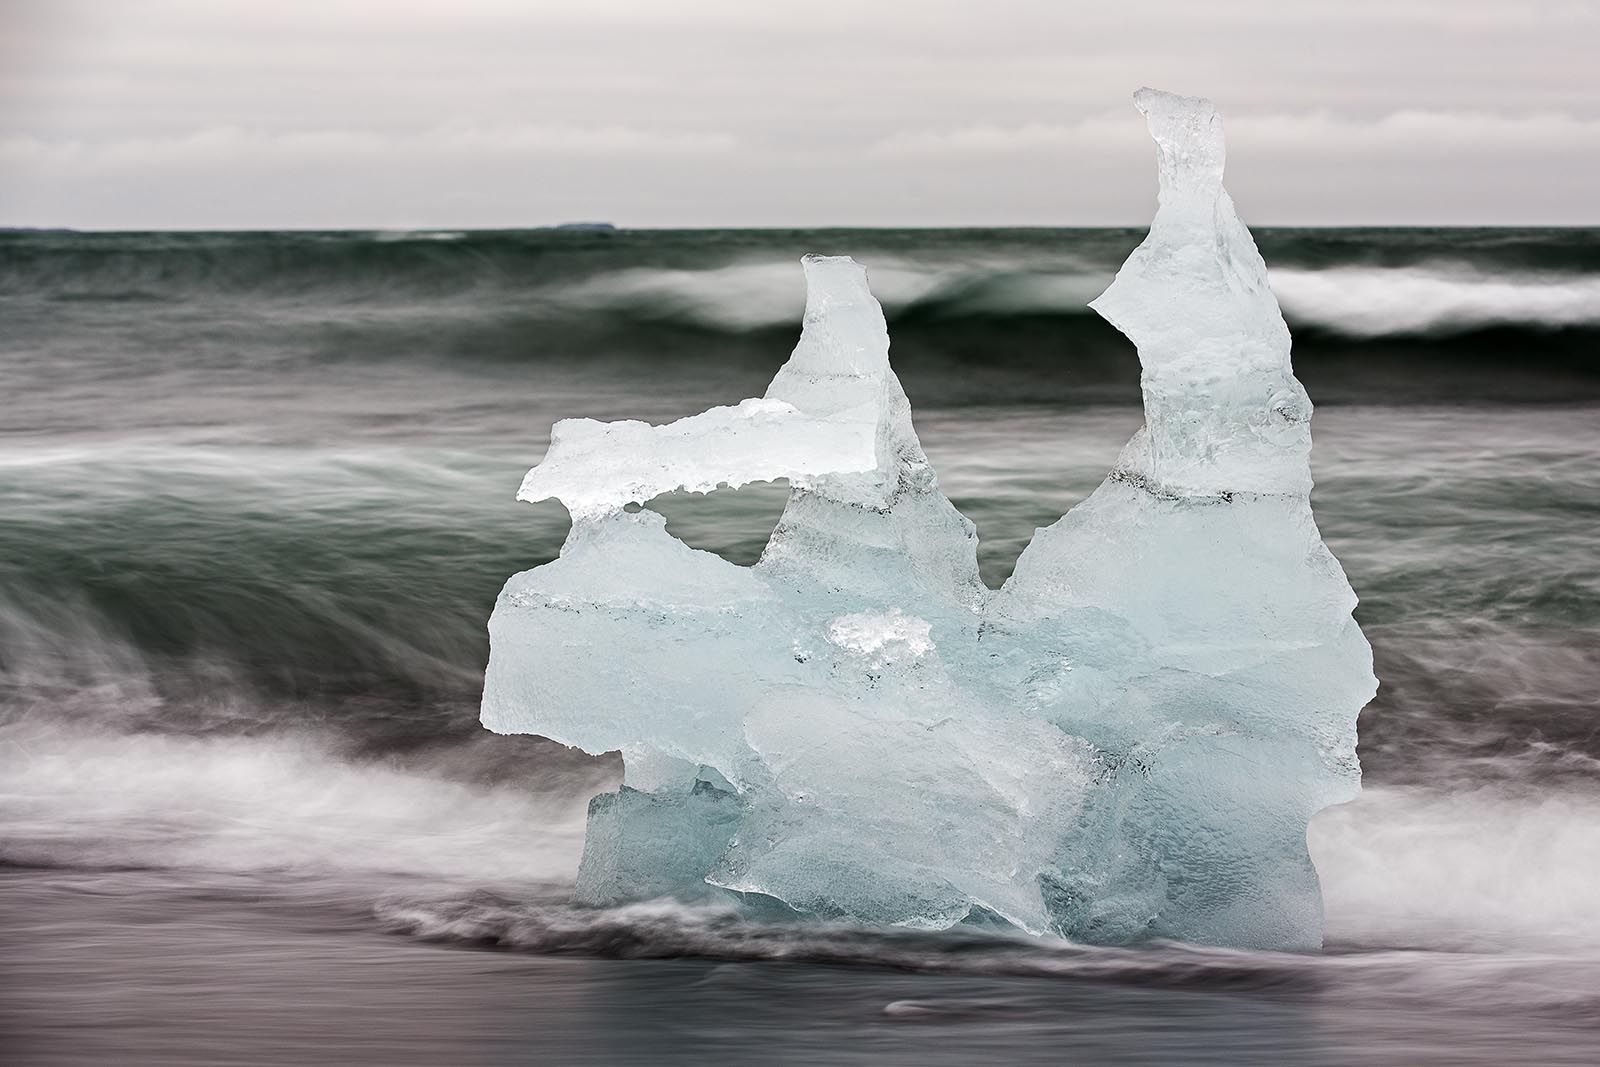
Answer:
[2,228,1597,1064]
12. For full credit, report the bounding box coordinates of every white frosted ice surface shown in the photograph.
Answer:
[520,397,878,520]
[481,92,1376,949]
[825,609,934,667]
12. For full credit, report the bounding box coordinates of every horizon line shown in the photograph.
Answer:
[6,221,1600,234]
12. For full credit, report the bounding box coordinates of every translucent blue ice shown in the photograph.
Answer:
[481,89,1376,949]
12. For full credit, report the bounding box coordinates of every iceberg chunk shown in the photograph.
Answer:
[481,89,1376,950]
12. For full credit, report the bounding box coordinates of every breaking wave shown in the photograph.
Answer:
[0,725,598,881]
[556,260,1600,342]
[344,782,1600,963]
[1272,266,1600,337]
[5,227,1599,341]
[4,229,1597,417]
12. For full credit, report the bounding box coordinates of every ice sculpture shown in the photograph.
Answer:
[481,89,1377,950]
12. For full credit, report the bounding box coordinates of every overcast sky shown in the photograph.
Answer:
[2,0,1597,228]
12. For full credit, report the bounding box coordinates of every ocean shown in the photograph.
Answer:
[2,227,1597,1064]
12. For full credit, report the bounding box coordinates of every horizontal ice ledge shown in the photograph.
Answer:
[518,397,879,519]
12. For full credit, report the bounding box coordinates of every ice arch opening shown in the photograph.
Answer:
[648,481,793,567]
[481,89,1377,950]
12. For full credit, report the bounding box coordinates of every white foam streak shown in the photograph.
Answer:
[1311,785,1600,951]
[564,261,807,329]
[1272,266,1600,336]
[0,726,591,884]
[8,720,1598,955]
[558,258,1107,329]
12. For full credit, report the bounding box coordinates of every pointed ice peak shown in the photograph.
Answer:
[762,255,980,602]
[800,253,872,306]
[786,254,890,378]
[1092,88,1307,496]
[1134,87,1226,203]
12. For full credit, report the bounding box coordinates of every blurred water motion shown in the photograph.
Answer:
[2,228,1597,1064]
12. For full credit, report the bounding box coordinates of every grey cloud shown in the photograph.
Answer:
[1,0,1596,227]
